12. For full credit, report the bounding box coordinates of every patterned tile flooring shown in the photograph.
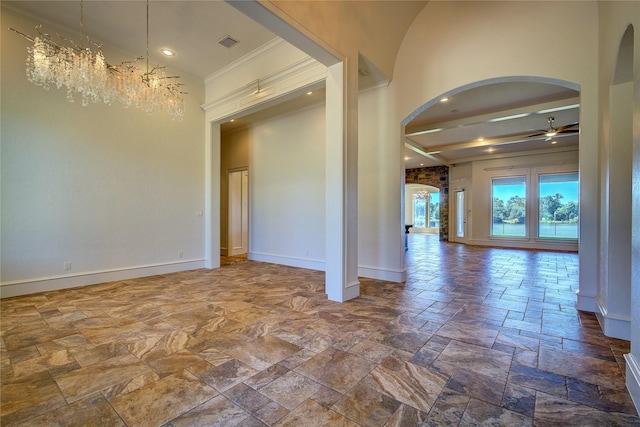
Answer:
[1,234,639,426]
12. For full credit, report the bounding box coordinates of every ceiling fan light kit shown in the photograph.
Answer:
[528,116,579,141]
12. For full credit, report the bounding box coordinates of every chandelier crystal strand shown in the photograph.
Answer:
[10,0,185,119]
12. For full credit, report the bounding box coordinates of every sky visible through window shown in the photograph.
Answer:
[539,182,578,201]
[493,181,578,202]
[493,184,525,201]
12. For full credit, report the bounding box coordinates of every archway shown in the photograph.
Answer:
[402,76,581,251]
[405,167,449,240]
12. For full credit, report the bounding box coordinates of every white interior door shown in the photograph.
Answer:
[229,169,249,255]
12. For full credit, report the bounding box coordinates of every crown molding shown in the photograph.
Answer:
[201,56,326,122]
[203,37,286,85]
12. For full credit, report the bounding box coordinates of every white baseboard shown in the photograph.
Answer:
[624,352,640,414]
[358,265,406,283]
[247,253,406,284]
[0,259,205,299]
[595,300,631,340]
[327,279,360,302]
[576,290,598,312]
[248,251,325,271]
[465,238,578,252]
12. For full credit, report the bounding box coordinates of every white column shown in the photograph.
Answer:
[205,121,221,269]
[602,81,633,339]
[625,23,640,412]
[325,60,359,302]
[576,89,599,312]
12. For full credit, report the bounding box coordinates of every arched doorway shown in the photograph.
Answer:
[402,77,581,253]
[405,167,449,240]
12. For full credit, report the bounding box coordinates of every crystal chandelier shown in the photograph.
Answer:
[414,190,432,200]
[9,0,185,119]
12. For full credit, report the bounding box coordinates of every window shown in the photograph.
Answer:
[488,169,578,242]
[492,176,526,237]
[429,192,440,228]
[413,191,439,228]
[538,173,579,239]
[413,194,426,227]
[455,190,465,238]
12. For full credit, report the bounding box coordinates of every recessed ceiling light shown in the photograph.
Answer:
[404,156,411,161]
[478,137,485,142]
[160,48,175,56]
[550,140,558,144]
[440,97,449,103]
[420,163,424,166]
[230,119,235,123]
[307,91,313,95]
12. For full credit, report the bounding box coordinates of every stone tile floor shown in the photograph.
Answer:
[1,234,639,426]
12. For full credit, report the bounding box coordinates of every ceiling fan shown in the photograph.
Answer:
[527,117,579,141]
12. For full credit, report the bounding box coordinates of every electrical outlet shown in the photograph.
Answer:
[64,261,71,271]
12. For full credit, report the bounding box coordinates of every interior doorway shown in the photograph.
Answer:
[405,183,440,235]
[454,189,467,242]
[228,169,249,256]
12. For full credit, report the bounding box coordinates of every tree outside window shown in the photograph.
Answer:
[413,194,427,227]
[490,173,579,239]
[538,173,579,238]
[491,176,526,237]
[413,191,439,229]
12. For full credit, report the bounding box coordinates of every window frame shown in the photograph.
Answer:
[490,175,528,239]
[487,165,579,243]
[534,169,579,243]
[412,193,427,228]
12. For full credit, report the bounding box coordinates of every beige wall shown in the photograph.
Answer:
[1,9,205,296]
[248,103,327,270]
[464,150,579,251]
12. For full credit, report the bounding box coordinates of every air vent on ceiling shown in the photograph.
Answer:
[218,35,239,48]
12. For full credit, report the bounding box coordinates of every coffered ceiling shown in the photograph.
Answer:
[403,81,580,169]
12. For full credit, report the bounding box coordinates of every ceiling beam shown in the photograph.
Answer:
[412,130,578,155]
[449,145,579,166]
[404,138,449,164]
[226,0,343,66]
[405,97,580,137]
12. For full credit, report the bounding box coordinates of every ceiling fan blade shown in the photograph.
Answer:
[556,122,579,132]
[526,131,546,138]
[558,129,579,134]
